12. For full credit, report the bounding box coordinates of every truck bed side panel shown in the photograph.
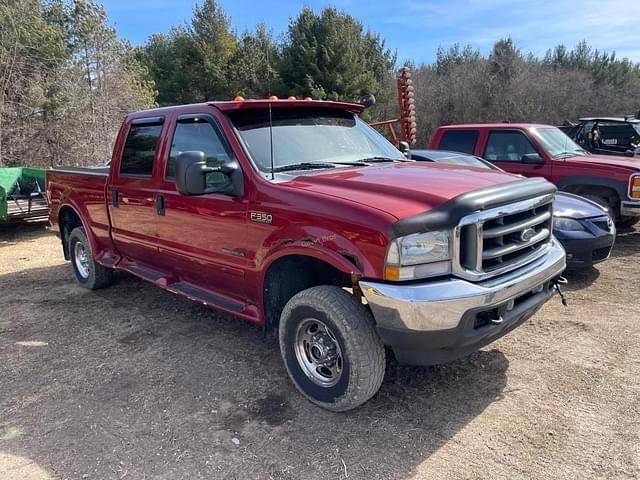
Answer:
[47,168,119,265]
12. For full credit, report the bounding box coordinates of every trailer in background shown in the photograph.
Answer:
[0,167,48,222]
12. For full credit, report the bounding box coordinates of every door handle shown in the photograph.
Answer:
[112,188,119,208]
[156,194,165,216]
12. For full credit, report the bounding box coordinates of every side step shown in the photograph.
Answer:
[117,261,256,321]
[168,281,244,313]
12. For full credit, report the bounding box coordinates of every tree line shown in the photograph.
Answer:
[1,0,639,168]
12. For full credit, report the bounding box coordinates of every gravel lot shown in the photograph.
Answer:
[1,222,639,480]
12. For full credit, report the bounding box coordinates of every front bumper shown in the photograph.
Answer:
[360,239,566,366]
[557,233,614,269]
[621,200,640,217]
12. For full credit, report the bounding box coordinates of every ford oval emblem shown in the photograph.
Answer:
[520,228,536,242]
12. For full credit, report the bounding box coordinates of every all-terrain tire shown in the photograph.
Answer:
[68,226,114,290]
[279,285,385,412]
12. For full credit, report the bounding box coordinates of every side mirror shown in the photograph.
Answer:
[521,153,544,165]
[175,151,239,196]
[398,141,411,159]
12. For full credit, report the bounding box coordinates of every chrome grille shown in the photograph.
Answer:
[453,194,555,281]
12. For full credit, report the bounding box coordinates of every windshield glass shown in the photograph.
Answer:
[532,127,587,158]
[228,107,404,172]
[436,155,497,169]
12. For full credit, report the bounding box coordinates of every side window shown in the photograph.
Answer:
[439,130,479,155]
[120,123,163,176]
[167,118,231,190]
[485,131,538,162]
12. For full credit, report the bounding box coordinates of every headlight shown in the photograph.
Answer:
[384,230,451,281]
[553,217,586,232]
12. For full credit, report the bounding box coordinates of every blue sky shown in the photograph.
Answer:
[101,0,640,64]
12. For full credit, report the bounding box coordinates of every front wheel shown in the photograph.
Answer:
[68,226,114,289]
[279,285,385,412]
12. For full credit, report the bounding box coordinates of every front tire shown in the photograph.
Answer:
[68,226,114,290]
[279,285,385,412]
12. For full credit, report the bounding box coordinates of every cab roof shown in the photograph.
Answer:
[127,99,365,120]
[437,123,553,130]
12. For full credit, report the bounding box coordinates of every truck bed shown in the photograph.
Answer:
[47,166,113,263]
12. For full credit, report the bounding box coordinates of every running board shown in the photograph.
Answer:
[126,264,165,282]
[168,282,244,313]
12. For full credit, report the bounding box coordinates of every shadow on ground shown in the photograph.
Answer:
[611,228,640,258]
[0,263,509,480]
[0,220,51,248]
[563,266,600,291]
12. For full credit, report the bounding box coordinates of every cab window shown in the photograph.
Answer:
[167,117,232,190]
[485,130,539,162]
[439,130,479,155]
[120,123,163,176]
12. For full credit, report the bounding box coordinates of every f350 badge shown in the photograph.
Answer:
[250,211,273,224]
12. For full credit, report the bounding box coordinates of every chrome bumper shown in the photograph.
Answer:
[621,200,640,217]
[360,238,566,332]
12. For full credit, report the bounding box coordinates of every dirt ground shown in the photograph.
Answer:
[1,222,639,480]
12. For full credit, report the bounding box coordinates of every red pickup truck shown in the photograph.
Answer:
[430,124,640,227]
[47,100,566,411]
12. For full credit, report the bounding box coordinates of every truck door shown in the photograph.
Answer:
[483,129,552,180]
[154,113,249,303]
[108,116,165,268]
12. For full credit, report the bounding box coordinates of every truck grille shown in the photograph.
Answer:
[453,194,555,281]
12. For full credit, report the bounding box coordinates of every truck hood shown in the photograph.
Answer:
[283,162,523,219]
[567,153,640,170]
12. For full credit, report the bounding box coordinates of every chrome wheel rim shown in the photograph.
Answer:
[294,318,343,387]
[74,241,90,279]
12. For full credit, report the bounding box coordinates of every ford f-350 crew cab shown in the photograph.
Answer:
[47,99,566,411]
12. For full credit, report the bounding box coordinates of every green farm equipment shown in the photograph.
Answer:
[0,167,48,222]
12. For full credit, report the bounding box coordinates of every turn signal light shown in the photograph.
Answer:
[268,95,278,100]
[631,176,640,199]
[234,95,244,101]
[384,266,401,281]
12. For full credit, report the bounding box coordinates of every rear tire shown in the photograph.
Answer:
[279,285,385,412]
[68,226,114,290]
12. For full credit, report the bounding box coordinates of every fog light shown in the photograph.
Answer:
[506,299,515,311]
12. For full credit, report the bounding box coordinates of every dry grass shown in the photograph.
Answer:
[1,221,639,479]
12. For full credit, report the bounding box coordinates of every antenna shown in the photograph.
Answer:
[266,39,275,180]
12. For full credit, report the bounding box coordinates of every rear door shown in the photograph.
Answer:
[483,129,552,180]
[108,116,165,268]
[154,112,249,303]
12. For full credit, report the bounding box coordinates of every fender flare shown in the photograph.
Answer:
[57,200,101,261]
[260,243,365,285]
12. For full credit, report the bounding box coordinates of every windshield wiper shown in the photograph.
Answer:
[272,162,339,172]
[553,151,584,159]
[359,156,409,163]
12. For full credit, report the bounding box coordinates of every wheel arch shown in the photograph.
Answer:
[58,204,92,260]
[261,248,363,335]
[557,176,627,200]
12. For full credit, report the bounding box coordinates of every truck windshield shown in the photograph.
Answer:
[532,127,588,158]
[228,107,405,172]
